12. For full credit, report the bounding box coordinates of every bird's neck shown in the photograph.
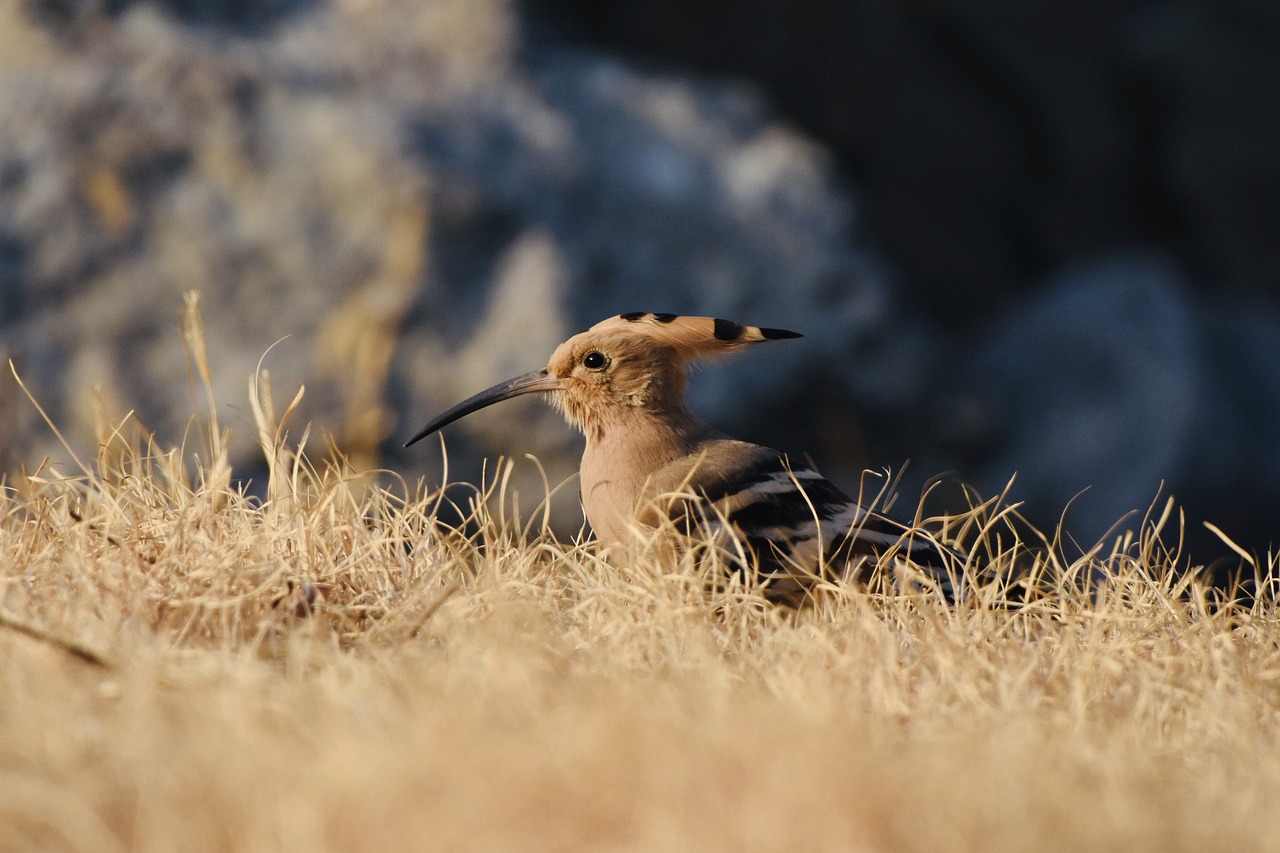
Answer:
[578,405,722,541]
[609,399,709,441]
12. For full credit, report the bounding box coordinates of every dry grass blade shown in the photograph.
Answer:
[8,359,94,482]
[0,610,112,668]
[1204,520,1258,568]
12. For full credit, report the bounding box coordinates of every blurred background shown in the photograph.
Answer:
[1,0,1276,563]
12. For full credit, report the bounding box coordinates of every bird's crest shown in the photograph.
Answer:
[601,312,802,361]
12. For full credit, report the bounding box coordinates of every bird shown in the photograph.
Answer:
[405,312,958,601]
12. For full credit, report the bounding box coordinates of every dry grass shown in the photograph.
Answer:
[3,305,1280,852]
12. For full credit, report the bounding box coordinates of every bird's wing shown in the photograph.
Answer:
[647,442,958,597]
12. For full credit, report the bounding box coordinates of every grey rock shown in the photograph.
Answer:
[0,0,910,532]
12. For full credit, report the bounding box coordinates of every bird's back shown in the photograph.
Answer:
[639,440,957,600]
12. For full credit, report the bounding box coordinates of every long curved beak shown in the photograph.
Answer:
[403,369,562,448]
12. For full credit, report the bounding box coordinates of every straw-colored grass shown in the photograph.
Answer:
[3,303,1279,852]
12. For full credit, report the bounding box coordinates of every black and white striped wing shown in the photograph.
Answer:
[690,452,956,594]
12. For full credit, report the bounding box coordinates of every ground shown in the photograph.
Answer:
[2,316,1278,852]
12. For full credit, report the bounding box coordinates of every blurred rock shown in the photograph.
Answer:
[1,0,445,476]
[938,252,1280,556]
[1187,298,1280,553]
[939,254,1201,546]
[393,46,926,517]
[399,48,914,438]
[0,0,910,527]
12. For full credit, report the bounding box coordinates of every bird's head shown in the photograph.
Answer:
[404,312,801,446]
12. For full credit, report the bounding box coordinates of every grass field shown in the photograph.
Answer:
[3,314,1279,852]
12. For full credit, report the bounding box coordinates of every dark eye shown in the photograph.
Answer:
[582,351,608,370]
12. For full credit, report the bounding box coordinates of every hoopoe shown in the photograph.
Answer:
[405,312,957,600]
